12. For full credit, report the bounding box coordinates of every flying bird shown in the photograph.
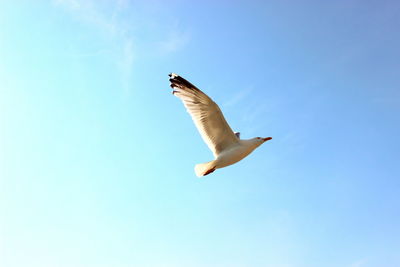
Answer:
[169,73,272,177]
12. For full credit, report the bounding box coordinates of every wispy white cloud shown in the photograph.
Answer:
[222,86,253,108]
[156,20,190,55]
[53,0,189,92]
[53,0,135,92]
[119,38,135,93]
[158,31,189,54]
[54,0,120,35]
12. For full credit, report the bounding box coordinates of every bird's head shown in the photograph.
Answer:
[252,136,272,146]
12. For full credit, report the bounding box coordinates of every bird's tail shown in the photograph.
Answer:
[194,160,216,177]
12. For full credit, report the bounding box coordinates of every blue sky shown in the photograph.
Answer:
[1,1,400,266]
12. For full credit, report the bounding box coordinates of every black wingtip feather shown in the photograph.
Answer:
[169,73,199,90]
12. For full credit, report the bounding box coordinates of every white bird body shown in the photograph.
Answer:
[169,73,272,177]
[215,139,261,168]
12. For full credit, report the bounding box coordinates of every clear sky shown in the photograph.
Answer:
[1,1,400,267]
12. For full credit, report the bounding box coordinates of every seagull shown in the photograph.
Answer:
[169,73,272,177]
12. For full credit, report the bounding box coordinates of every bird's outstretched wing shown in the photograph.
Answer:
[169,73,239,157]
